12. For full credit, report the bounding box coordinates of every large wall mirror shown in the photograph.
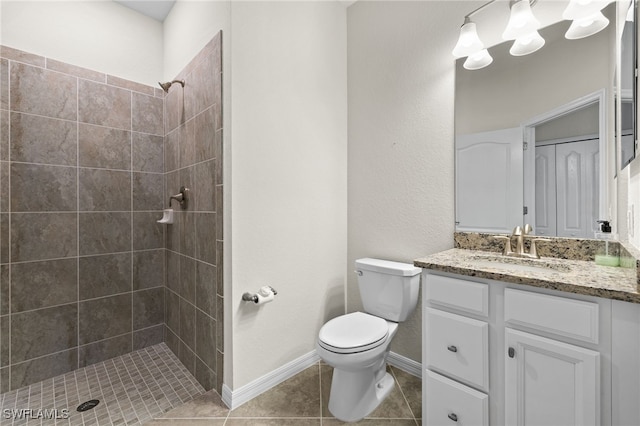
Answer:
[455,1,635,239]
[620,0,637,169]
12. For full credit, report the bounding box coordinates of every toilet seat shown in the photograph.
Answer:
[318,312,389,354]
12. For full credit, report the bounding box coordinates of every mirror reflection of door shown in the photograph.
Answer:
[535,139,599,238]
[455,128,523,234]
[621,99,635,167]
[533,103,600,238]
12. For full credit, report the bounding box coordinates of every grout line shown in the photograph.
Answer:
[390,365,419,423]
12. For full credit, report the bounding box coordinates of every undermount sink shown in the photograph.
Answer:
[468,255,571,274]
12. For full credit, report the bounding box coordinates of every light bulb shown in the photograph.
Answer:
[503,0,541,40]
[563,0,610,20]
[452,21,485,58]
[510,30,545,56]
[463,49,493,70]
[565,11,609,39]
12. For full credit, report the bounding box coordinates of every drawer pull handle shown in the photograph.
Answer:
[448,412,458,422]
[447,345,458,353]
[508,347,516,358]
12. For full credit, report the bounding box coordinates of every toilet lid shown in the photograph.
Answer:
[318,312,388,353]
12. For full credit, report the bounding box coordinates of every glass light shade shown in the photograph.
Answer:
[463,49,493,70]
[452,21,484,58]
[502,0,541,40]
[562,0,610,20]
[565,11,609,39]
[510,31,545,56]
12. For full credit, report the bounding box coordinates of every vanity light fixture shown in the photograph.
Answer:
[502,0,541,40]
[510,30,545,56]
[452,0,496,70]
[562,0,610,21]
[562,0,611,39]
[503,0,545,56]
[453,0,612,70]
[464,49,494,70]
[452,18,485,59]
[565,11,610,39]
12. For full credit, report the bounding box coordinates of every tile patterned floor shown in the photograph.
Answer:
[0,344,204,426]
[0,344,422,426]
[146,363,422,425]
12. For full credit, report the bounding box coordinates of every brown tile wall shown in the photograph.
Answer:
[0,45,166,391]
[163,33,223,394]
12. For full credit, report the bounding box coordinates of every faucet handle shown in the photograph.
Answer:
[523,224,533,235]
[529,237,552,259]
[493,235,513,256]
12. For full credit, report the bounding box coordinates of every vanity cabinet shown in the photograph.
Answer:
[424,273,490,426]
[422,270,614,426]
[504,328,600,426]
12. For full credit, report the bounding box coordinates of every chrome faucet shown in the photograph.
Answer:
[493,224,551,259]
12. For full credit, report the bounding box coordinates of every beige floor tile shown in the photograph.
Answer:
[323,419,418,425]
[229,364,321,418]
[158,390,229,419]
[225,419,321,425]
[144,419,226,425]
[390,366,422,420]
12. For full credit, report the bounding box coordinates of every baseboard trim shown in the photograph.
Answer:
[387,351,422,378]
[221,350,320,410]
[221,350,422,410]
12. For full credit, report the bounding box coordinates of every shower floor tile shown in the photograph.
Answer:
[0,343,205,426]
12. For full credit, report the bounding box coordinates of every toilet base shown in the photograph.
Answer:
[327,366,395,422]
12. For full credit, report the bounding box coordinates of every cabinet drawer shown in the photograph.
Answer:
[504,288,599,344]
[426,273,488,317]
[426,308,489,389]
[425,370,489,426]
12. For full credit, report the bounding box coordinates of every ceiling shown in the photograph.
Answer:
[114,0,176,22]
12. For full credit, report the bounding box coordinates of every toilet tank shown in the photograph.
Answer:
[355,258,422,322]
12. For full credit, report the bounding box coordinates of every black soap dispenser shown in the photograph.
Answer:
[597,220,612,233]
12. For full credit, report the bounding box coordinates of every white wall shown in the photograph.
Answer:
[163,0,230,83]
[0,0,163,86]
[230,1,347,389]
[347,1,463,363]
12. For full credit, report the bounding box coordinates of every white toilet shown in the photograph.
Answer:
[316,258,421,422]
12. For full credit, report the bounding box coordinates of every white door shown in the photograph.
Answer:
[456,128,523,233]
[534,144,556,236]
[505,328,600,426]
[555,139,599,238]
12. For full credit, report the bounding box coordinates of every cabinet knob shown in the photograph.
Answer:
[508,347,516,358]
[448,412,458,422]
[447,345,458,353]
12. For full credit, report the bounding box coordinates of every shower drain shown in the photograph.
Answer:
[76,399,100,412]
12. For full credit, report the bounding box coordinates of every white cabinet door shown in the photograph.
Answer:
[456,128,523,233]
[555,139,599,238]
[534,144,556,236]
[505,328,600,426]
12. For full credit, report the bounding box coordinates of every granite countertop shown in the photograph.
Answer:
[414,248,640,304]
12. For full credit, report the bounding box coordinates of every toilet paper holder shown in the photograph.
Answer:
[242,286,278,304]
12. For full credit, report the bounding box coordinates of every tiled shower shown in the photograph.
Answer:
[0,32,223,401]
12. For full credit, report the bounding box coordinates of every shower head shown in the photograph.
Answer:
[158,79,185,93]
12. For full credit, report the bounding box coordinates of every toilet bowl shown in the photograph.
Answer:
[316,258,421,422]
[316,312,399,422]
